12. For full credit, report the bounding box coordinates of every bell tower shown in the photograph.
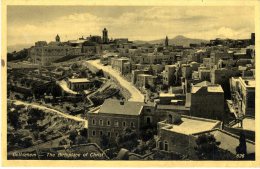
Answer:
[102,28,109,44]
[165,36,169,47]
[56,34,60,42]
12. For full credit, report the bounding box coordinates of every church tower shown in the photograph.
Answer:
[56,34,60,42]
[165,36,169,47]
[102,28,109,44]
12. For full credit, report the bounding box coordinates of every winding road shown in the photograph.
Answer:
[85,59,144,102]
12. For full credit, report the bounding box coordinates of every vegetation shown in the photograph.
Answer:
[7,109,21,129]
[194,133,236,160]
[116,128,139,151]
[7,49,28,61]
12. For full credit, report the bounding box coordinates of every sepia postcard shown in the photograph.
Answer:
[1,0,260,167]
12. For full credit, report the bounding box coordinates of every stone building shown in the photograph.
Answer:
[67,78,93,91]
[186,81,225,120]
[29,43,74,65]
[87,99,156,144]
[162,65,178,86]
[156,113,221,156]
[135,74,157,89]
[229,77,255,117]
[111,57,131,75]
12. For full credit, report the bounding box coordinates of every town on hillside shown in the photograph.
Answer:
[7,28,255,160]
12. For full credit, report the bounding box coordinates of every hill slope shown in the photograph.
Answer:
[134,35,208,47]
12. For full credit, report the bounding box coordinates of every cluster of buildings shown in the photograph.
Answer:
[85,31,255,159]
[28,28,133,65]
[25,28,255,159]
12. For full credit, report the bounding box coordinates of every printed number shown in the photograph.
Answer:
[236,154,245,159]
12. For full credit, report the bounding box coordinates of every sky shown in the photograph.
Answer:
[7,6,255,46]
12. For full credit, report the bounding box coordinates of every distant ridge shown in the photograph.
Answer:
[7,43,34,53]
[7,35,209,53]
[134,35,209,47]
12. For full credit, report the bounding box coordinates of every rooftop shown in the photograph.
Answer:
[240,77,255,88]
[191,81,224,93]
[137,74,153,77]
[161,115,220,135]
[113,57,129,61]
[159,92,175,97]
[57,80,78,95]
[194,81,213,86]
[157,104,190,111]
[68,78,90,83]
[98,99,144,116]
[68,39,86,44]
[193,129,255,155]
[232,117,255,132]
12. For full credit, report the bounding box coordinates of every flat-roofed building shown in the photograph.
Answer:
[186,81,225,120]
[29,44,73,65]
[162,65,177,86]
[67,78,92,91]
[111,57,131,75]
[156,114,221,155]
[158,93,186,105]
[135,74,156,89]
[229,77,255,117]
[100,52,117,65]
[131,70,150,84]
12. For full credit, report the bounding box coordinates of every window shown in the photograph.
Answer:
[123,121,126,127]
[92,119,96,125]
[92,130,96,136]
[130,122,135,127]
[114,121,119,127]
[164,141,169,151]
[107,120,110,126]
[100,131,103,136]
[107,132,111,137]
[147,117,151,124]
[99,119,103,126]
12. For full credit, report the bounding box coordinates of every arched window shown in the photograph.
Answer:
[92,119,96,125]
[147,117,151,124]
[164,141,169,151]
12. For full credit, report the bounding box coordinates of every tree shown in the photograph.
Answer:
[116,128,139,151]
[39,133,47,142]
[140,128,154,142]
[194,133,221,160]
[100,135,109,148]
[95,70,104,77]
[27,108,45,131]
[79,128,88,137]
[68,130,78,144]
[194,133,236,160]
[8,110,21,129]
[236,131,247,158]
[21,137,33,148]
[147,138,156,151]
[75,135,87,145]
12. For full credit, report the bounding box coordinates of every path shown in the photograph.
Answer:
[84,59,144,102]
[9,99,88,127]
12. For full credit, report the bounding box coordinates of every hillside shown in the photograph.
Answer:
[7,43,33,53]
[134,35,208,47]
